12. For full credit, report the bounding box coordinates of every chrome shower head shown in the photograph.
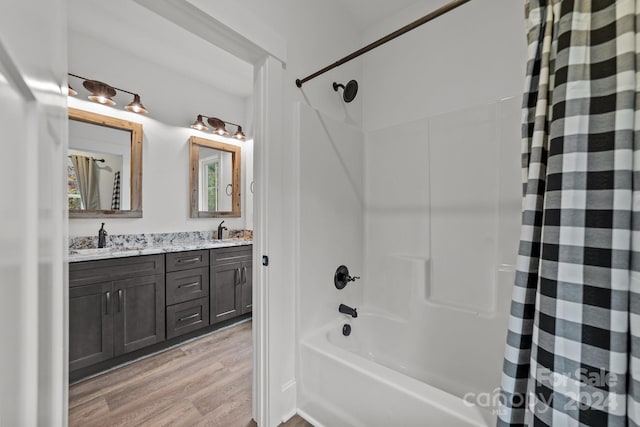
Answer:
[333,80,358,103]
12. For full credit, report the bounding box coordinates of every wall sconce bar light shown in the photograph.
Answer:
[190,114,246,140]
[68,73,149,115]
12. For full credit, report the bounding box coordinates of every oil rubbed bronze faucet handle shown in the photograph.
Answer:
[334,265,360,289]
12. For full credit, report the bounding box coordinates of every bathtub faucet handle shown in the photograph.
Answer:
[334,265,360,290]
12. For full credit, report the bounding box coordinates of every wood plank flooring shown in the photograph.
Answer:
[69,321,312,427]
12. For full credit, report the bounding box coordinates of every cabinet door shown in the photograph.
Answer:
[210,262,242,324]
[241,259,253,314]
[69,282,114,371]
[114,274,165,356]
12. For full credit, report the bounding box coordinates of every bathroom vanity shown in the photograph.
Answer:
[69,241,252,381]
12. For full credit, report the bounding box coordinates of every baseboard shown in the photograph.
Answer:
[296,408,325,427]
[280,379,297,423]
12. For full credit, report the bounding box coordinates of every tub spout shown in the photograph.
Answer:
[339,304,357,318]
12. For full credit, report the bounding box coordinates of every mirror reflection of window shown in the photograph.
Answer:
[198,146,233,212]
[200,156,220,211]
[189,136,241,218]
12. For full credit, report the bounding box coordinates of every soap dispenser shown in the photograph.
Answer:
[98,223,108,248]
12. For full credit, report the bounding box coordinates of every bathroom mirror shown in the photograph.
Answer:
[68,108,143,218]
[189,136,241,218]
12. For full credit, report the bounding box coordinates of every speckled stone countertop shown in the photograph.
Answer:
[69,230,253,263]
[69,239,252,263]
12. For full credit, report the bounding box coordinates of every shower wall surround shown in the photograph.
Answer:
[296,103,365,338]
[363,97,521,402]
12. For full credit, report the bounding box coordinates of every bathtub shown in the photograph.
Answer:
[297,312,495,427]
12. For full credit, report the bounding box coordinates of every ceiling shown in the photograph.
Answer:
[67,0,254,99]
[67,0,427,99]
[340,0,426,32]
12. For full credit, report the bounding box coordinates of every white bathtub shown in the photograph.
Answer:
[297,312,495,427]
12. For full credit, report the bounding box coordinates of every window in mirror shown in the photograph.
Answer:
[68,108,142,218]
[190,136,241,218]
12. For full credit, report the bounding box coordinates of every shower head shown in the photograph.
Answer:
[333,80,358,103]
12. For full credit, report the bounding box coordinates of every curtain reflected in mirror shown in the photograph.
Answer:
[68,108,142,218]
[68,153,124,210]
[68,155,100,209]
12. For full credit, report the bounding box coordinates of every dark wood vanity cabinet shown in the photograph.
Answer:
[69,244,252,377]
[210,246,253,324]
[69,255,165,372]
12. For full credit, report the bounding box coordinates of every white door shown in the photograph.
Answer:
[0,0,68,425]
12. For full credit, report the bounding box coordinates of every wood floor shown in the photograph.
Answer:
[69,321,311,427]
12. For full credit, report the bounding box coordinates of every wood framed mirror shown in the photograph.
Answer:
[68,108,143,218]
[189,136,241,218]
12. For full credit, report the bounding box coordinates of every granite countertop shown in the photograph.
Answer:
[69,239,253,263]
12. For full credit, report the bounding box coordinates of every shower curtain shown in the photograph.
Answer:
[70,155,100,210]
[498,1,640,426]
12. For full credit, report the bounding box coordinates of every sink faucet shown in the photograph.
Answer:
[339,304,358,318]
[98,222,108,248]
[217,221,227,239]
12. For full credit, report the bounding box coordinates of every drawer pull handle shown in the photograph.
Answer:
[178,313,200,322]
[178,282,200,289]
[177,257,200,264]
[118,289,123,312]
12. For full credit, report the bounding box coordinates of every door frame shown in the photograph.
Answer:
[130,2,286,425]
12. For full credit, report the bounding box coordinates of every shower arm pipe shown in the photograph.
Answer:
[295,0,472,88]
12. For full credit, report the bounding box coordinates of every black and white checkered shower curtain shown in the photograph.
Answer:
[498,1,640,426]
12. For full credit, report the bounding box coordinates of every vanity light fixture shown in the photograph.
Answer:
[68,73,149,115]
[190,114,246,141]
[190,115,208,131]
[233,126,246,140]
[125,94,148,115]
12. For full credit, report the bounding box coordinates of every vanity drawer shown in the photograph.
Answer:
[166,297,209,339]
[166,250,209,272]
[210,245,252,264]
[70,254,164,287]
[166,267,209,305]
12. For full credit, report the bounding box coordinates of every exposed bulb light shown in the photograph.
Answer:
[125,94,148,115]
[207,117,229,136]
[84,80,117,107]
[233,126,246,140]
[191,115,209,131]
[68,85,78,96]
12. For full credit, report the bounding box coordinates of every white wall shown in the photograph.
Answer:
[362,0,526,132]
[68,30,252,237]
[361,0,526,404]
[220,1,366,422]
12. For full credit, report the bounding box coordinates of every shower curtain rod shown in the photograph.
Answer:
[295,0,472,88]
[68,155,105,163]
